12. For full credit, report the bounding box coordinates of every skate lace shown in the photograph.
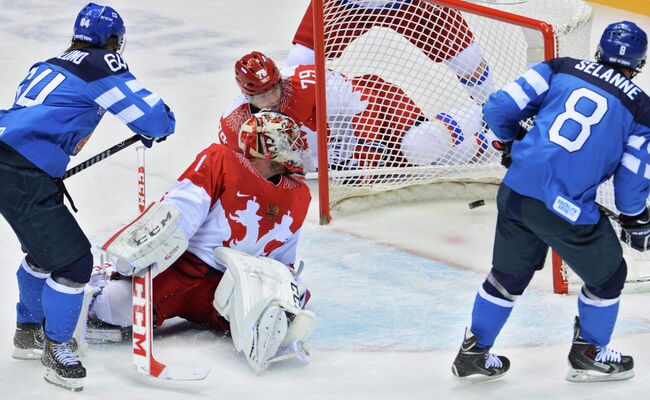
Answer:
[36,327,44,345]
[595,347,622,363]
[484,352,503,369]
[52,342,80,366]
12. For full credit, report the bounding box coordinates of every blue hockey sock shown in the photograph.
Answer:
[471,286,514,349]
[577,289,619,347]
[42,277,84,343]
[16,259,49,324]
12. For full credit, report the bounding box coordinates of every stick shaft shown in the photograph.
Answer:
[63,135,140,180]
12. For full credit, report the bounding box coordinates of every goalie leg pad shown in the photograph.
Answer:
[246,303,289,373]
[87,279,133,328]
[213,247,316,372]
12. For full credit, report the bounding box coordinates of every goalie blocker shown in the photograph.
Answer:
[101,202,189,277]
[213,247,316,373]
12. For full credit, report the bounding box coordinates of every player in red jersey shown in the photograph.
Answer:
[287,0,494,104]
[85,111,316,372]
[220,52,319,168]
[221,51,495,172]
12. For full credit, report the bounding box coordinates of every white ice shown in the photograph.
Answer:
[0,1,649,399]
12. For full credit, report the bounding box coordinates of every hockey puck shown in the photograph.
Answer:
[468,199,485,209]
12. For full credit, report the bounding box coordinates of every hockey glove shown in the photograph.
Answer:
[619,207,650,252]
[489,124,528,169]
[491,139,513,168]
[139,134,168,148]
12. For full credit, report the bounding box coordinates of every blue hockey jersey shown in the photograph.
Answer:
[483,58,650,225]
[0,48,175,177]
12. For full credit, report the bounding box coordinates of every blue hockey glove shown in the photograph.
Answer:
[139,135,168,148]
[619,207,650,252]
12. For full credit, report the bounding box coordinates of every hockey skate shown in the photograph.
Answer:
[451,328,510,381]
[86,315,131,343]
[566,317,634,382]
[13,323,44,360]
[41,335,86,392]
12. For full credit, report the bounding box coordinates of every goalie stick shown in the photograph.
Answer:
[130,146,211,381]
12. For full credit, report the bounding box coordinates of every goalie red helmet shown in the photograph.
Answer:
[239,111,308,173]
[235,51,281,96]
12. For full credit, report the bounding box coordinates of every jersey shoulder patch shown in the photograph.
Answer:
[46,48,129,82]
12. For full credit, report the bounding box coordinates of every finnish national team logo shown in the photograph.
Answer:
[80,17,90,28]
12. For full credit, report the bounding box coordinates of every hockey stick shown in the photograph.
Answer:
[596,202,621,223]
[63,135,140,180]
[131,146,211,381]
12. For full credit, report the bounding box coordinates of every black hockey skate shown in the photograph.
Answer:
[41,335,86,392]
[13,323,44,360]
[452,328,510,381]
[566,317,634,382]
[86,315,131,343]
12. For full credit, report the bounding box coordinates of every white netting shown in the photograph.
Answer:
[559,182,650,294]
[318,0,593,212]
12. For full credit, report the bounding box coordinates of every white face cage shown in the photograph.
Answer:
[240,110,310,171]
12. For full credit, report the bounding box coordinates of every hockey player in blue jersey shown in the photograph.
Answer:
[0,3,175,391]
[451,21,648,382]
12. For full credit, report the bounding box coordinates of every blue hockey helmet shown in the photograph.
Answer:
[596,21,647,75]
[73,3,125,50]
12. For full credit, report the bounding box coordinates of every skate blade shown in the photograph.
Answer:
[44,368,84,392]
[452,364,507,383]
[86,328,124,344]
[12,347,43,360]
[566,367,635,382]
[268,341,310,364]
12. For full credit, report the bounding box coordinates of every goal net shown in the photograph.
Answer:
[554,181,650,294]
[313,0,593,221]
[309,0,650,293]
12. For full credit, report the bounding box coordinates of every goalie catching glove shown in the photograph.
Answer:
[619,207,650,252]
[213,247,316,373]
[100,202,189,276]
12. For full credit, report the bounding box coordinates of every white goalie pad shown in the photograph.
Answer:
[213,247,317,373]
[101,202,188,277]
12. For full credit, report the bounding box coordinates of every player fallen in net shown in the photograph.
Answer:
[220,51,499,176]
[84,111,317,374]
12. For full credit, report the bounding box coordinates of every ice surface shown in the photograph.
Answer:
[0,1,649,399]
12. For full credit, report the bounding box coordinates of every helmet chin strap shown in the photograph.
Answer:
[117,36,127,55]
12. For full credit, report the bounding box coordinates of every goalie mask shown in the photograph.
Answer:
[239,111,308,173]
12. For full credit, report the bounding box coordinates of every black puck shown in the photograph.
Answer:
[468,199,485,209]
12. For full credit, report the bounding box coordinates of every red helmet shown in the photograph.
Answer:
[239,110,308,173]
[235,51,281,96]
